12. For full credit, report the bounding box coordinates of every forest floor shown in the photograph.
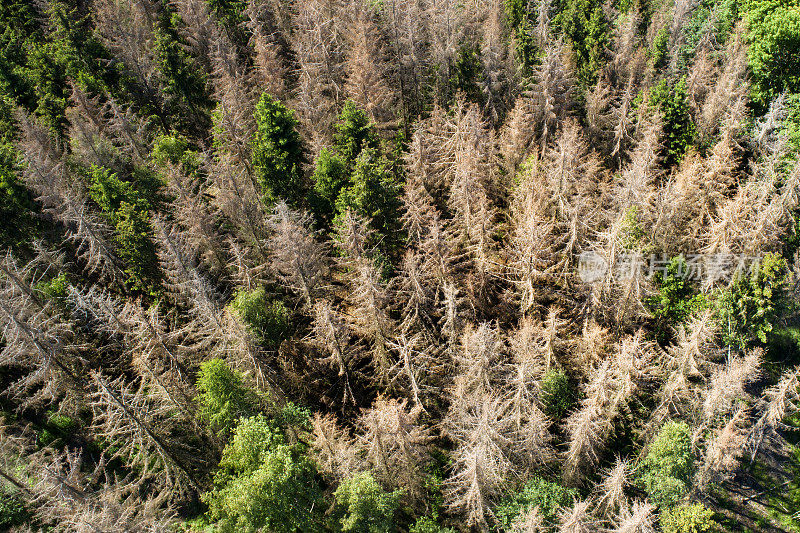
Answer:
[716,434,799,532]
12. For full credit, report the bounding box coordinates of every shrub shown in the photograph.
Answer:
[410,516,456,533]
[639,421,694,508]
[229,287,290,348]
[495,477,577,529]
[38,410,78,446]
[34,273,69,302]
[0,490,27,530]
[661,503,718,533]
[715,252,788,348]
[539,369,576,419]
[196,359,263,435]
[649,256,708,343]
[333,472,403,533]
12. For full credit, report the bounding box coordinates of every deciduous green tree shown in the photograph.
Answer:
[333,472,403,533]
[746,0,800,107]
[661,503,718,533]
[639,421,695,508]
[205,414,323,533]
[495,477,577,529]
[229,287,290,348]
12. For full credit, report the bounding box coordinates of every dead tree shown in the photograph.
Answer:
[0,254,83,410]
[311,300,360,406]
[310,412,361,480]
[267,202,330,308]
[90,372,203,500]
[356,396,432,498]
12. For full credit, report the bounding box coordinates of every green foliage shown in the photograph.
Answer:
[334,148,403,255]
[45,0,126,100]
[410,516,456,533]
[23,44,70,139]
[333,472,403,533]
[205,414,323,533]
[87,165,162,293]
[660,503,718,533]
[315,102,404,246]
[505,0,539,76]
[86,162,165,213]
[311,148,349,224]
[88,165,139,215]
[781,93,800,153]
[154,12,212,134]
[215,414,284,474]
[152,133,202,176]
[650,27,670,69]
[504,0,530,29]
[649,257,709,343]
[539,369,576,419]
[715,252,789,348]
[639,420,695,508]
[448,44,484,105]
[554,0,610,85]
[252,93,306,207]
[745,0,800,107]
[495,477,577,529]
[229,287,290,348]
[0,490,28,530]
[619,206,647,250]
[674,0,739,70]
[333,101,380,170]
[38,409,78,446]
[0,0,131,139]
[310,103,404,257]
[649,78,696,167]
[196,359,263,435]
[206,0,247,27]
[34,273,69,302]
[0,148,36,250]
[0,1,40,117]
[275,402,312,433]
[114,202,161,293]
